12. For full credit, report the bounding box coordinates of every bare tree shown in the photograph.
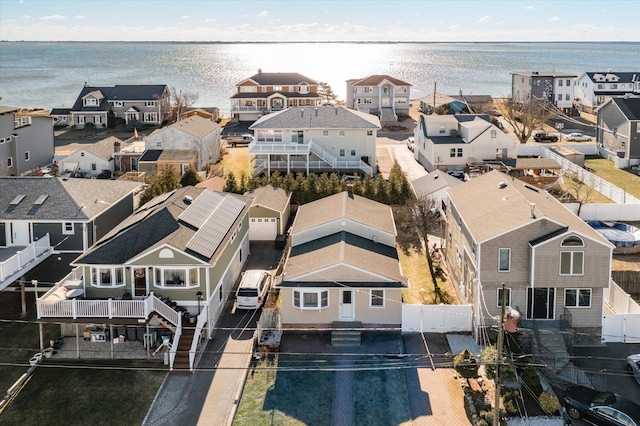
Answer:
[560,171,597,216]
[497,97,548,144]
[165,86,199,123]
[407,195,442,293]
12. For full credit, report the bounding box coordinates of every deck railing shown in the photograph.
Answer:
[0,234,52,282]
[188,307,209,372]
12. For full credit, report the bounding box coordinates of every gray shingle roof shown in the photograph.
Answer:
[82,136,122,161]
[612,97,640,120]
[166,115,221,138]
[282,231,407,287]
[244,186,291,213]
[411,170,462,198]
[71,86,113,112]
[108,85,167,101]
[230,92,321,99]
[586,72,640,84]
[350,75,412,87]
[244,72,319,86]
[250,106,381,130]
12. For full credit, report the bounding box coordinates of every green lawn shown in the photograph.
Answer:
[1,360,165,425]
[585,157,640,199]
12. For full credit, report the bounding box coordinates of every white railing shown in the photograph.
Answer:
[253,159,372,175]
[309,140,337,165]
[0,234,52,282]
[248,141,311,155]
[231,105,261,112]
[188,306,209,371]
[169,315,183,372]
[38,298,147,319]
[150,293,181,327]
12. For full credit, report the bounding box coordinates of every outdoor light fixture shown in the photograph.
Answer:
[196,291,203,315]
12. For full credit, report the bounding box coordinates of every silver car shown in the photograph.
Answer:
[566,132,591,142]
[628,354,640,384]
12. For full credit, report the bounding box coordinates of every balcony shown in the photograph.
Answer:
[248,141,312,155]
[0,234,52,291]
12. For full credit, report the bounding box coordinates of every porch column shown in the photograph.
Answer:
[287,154,290,174]
[267,154,271,176]
[75,324,80,359]
[306,153,309,175]
[110,324,114,359]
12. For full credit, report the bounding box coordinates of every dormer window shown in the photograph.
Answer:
[113,101,123,107]
[298,85,309,94]
[145,101,156,107]
[561,236,584,247]
[84,98,97,106]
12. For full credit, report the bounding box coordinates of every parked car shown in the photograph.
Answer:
[563,385,640,425]
[235,270,272,310]
[407,137,415,152]
[533,132,559,142]
[628,354,640,385]
[565,132,591,142]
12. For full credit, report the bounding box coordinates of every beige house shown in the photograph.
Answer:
[244,186,291,241]
[277,191,407,328]
[444,170,614,341]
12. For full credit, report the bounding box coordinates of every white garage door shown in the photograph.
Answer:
[249,217,277,241]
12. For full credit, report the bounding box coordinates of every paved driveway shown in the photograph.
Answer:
[377,135,427,182]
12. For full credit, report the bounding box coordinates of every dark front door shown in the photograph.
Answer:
[134,268,147,297]
[527,288,555,319]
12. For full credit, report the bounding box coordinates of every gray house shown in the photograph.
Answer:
[0,106,54,176]
[346,75,412,122]
[596,97,640,169]
[511,71,577,111]
[0,177,141,290]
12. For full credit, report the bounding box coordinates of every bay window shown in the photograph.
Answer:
[90,266,125,287]
[153,267,199,288]
[293,289,329,309]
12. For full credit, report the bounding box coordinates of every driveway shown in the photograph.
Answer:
[377,135,427,182]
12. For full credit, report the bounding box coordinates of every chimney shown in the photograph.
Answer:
[258,68,262,74]
[529,203,536,219]
[347,184,354,198]
[114,140,121,153]
[84,81,88,87]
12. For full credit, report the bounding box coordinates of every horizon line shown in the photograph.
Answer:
[1,40,638,44]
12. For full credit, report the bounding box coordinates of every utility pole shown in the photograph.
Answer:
[493,283,507,426]
[433,82,437,114]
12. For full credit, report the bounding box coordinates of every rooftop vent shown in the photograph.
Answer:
[497,182,507,189]
[184,195,193,204]
[530,203,536,219]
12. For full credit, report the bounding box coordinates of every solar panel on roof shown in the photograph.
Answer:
[186,195,245,258]
[10,194,26,205]
[179,190,225,228]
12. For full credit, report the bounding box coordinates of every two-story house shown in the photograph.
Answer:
[230,70,322,122]
[574,72,640,113]
[0,177,141,289]
[68,84,169,129]
[511,71,577,112]
[346,75,412,122]
[37,187,252,372]
[596,97,640,168]
[143,115,222,172]
[248,106,379,176]
[413,114,517,173]
[277,190,408,329]
[444,170,613,342]
[0,107,54,176]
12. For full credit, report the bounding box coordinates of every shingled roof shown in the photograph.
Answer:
[250,106,380,130]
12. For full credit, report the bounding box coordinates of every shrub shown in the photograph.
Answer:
[453,349,479,379]
[539,391,560,415]
[502,390,524,416]
[481,346,516,382]
[520,366,543,397]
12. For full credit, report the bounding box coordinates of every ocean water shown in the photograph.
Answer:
[0,41,638,114]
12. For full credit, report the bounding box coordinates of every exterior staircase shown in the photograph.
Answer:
[380,107,397,122]
[533,322,591,387]
[331,321,362,347]
[171,325,195,374]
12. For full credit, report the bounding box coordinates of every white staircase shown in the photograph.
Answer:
[309,140,373,175]
[380,107,397,122]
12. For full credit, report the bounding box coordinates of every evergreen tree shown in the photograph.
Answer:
[282,172,295,193]
[179,167,200,187]
[270,171,283,189]
[318,82,339,106]
[139,167,181,206]
[238,171,249,193]
[362,174,376,199]
[224,170,238,193]
[374,177,390,204]
[328,172,341,194]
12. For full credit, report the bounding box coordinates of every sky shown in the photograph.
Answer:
[0,0,638,42]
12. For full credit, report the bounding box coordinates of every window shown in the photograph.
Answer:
[561,236,584,247]
[396,86,407,93]
[557,94,562,101]
[566,79,571,86]
[597,84,604,89]
[24,151,30,161]
[439,125,446,134]
[62,222,74,235]
[339,130,345,136]
[339,149,345,157]
[152,268,198,288]
[450,148,456,158]
[498,248,510,272]
[371,290,384,307]
[560,251,584,275]
[364,86,372,93]
[322,130,329,136]
[610,84,618,89]
[145,101,156,107]
[558,80,563,86]
[491,129,497,138]
[565,288,591,307]
[91,163,97,171]
[84,98,97,106]
[366,130,373,136]
[90,266,125,287]
[273,86,282,91]
[457,148,463,157]
[291,130,304,144]
[293,290,328,309]
[7,157,13,167]
[565,94,570,100]
[497,288,511,307]
[144,112,158,122]
[350,149,356,156]
[363,98,372,104]
[113,101,123,107]
[455,247,462,267]
[77,116,85,124]
[256,129,283,143]
[156,141,162,148]
[94,116,102,124]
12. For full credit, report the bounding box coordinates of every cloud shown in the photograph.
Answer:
[21,15,32,20]
[41,15,65,21]
[204,18,217,22]
[525,5,534,10]
[181,15,191,19]
[496,20,504,25]
[550,16,560,21]
[478,15,490,23]
[259,10,269,17]
[73,15,84,20]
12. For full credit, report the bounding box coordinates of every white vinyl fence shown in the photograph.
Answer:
[401,303,473,333]
[602,280,640,343]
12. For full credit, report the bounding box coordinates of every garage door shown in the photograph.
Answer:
[249,217,277,241]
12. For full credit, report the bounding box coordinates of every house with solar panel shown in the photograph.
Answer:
[36,187,252,372]
[0,177,142,291]
[230,70,322,122]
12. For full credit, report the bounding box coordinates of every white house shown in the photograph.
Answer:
[144,115,222,172]
[248,106,380,176]
[59,136,119,177]
[346,75,412,122]
[574,72,640,113]
[413,114,517,172]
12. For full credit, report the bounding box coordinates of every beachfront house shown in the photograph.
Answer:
[36,187,252,372]
[596,97,640,169]
[0,177,141,290]
[574,72,640,113]
[276,190,407,331]
[69,84,169,129]
[58,136,120,178]
[444,170,613,343]
[346,75,412,122]
[0,106,54,177]
[511,71,577,112]
[413,114,517,173]
[244,186,292,241]
[143,115,222,172]
[230,70,322,122]
[248,106,379,176]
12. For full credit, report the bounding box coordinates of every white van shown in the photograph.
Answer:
[235,270,272,309]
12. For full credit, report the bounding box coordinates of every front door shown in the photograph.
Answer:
[339,289,354,320]
[133,267,147,298]
[527,288,555,319]
[9,222,31,245]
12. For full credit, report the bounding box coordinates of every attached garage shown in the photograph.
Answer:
[250,217,278,241]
